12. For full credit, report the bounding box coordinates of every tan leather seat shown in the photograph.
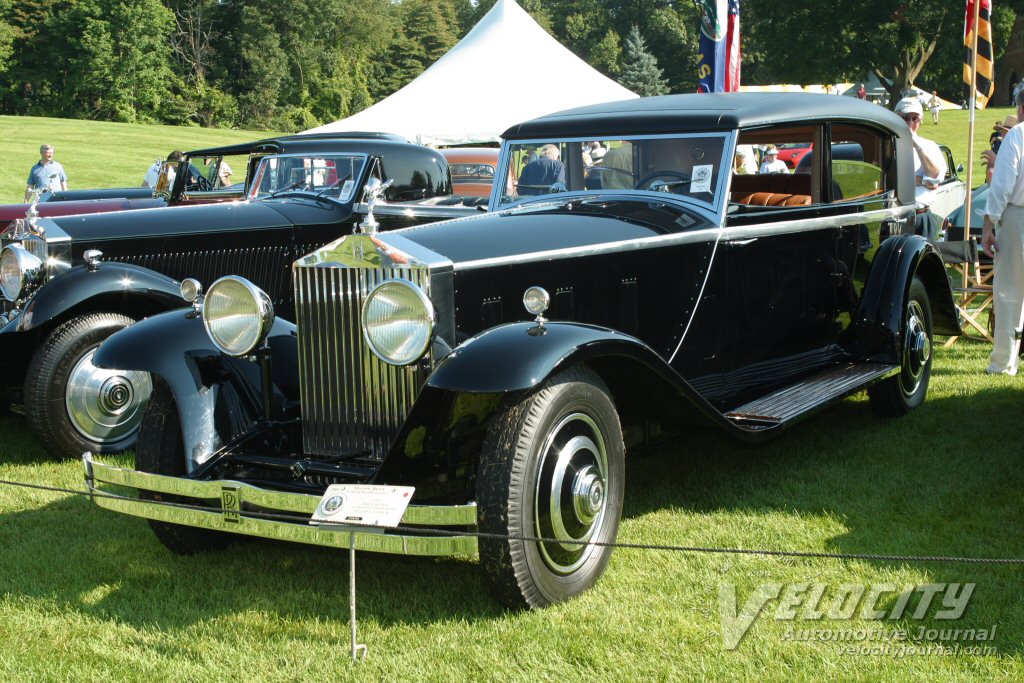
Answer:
[730,191,812,207]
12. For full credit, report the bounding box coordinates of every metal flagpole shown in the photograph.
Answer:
[963,0,982,254]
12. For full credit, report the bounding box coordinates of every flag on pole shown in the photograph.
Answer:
[964,0,995,108]
[725,0,741,92]
[697,1,741,93]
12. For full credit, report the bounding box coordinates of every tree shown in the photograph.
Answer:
[619,25,668,96]
[21,0,175,122]
[746,0,954,108]
[0,0,14,74]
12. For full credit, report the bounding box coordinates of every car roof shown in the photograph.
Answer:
[185,132,411,157]
[502,92,909,141]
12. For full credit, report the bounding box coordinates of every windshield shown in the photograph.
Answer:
[247,153,367,201]
[495,134,728,211]
[450,163,495,181]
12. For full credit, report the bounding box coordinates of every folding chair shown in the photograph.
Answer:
[935,238,994,347]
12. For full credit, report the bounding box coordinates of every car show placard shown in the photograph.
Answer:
[311,484,415,528]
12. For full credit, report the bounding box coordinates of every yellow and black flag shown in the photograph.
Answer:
[964,0,995,108]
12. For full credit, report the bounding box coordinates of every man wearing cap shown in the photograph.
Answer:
[981,85,1024,375]
[758,145,788,174]
[894,97,947,196]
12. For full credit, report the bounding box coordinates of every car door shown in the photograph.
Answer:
[714,126,842,404]
[924,146,966,221]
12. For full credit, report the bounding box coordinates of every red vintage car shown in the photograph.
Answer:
[776,142,813,169]
[441,147,499,199]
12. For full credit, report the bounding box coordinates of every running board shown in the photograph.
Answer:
[724,363,897,431]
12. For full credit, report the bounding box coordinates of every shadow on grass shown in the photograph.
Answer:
[0,415,63,466]
[0,374,1020,643]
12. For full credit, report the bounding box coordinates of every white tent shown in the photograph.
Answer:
[302,0,637,145]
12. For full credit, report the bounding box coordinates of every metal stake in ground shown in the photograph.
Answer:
[349,530,367,662]
[309,484,416,663]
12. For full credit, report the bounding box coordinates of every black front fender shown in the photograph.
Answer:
[855,235,959,360]
[94,308,298,472]
[376,322,782,502]
[14,262,184,334]
[428,322,665,393]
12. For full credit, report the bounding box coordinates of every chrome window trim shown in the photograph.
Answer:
[451,204,910,272]
[492,131,734,218]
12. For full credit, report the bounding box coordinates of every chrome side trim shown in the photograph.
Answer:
[451,205,907,272]
[85,457,478,556]
[668,227,723,364]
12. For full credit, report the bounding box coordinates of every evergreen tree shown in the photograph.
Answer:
[618,25,668,96]
[0,0,14,73]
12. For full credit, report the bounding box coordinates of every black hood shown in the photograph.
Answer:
[393,198,714,264]
[45,197,348,243]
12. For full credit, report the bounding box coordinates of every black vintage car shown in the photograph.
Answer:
[0,133,474,459]
[84,94,958,609]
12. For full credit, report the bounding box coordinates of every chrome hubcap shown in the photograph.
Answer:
[65,348,153,444]
[902,300,930,395]
[534,412,609,575]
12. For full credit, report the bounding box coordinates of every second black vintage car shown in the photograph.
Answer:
[85,94,958,608]
[0,133,474,459]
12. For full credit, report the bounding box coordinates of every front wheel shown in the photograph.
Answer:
[869,276,933,417]
[24,312,152,459]
[477,367,625,609]
[136,380,233,554]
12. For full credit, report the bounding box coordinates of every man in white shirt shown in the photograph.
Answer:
[981,85,1024,374]
[758,145,788,174]
[894,97,947,196]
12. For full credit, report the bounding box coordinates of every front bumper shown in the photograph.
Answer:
[83,455,478,556]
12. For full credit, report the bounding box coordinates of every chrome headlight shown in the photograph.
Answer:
[202,276,275,356]
[362,279,434,366]
[0,244,44,301]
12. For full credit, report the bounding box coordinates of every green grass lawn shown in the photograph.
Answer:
[0,341,1020,680]
[0,116,279,204]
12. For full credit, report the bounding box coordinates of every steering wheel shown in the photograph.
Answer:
[636,170,692,192]
[186,171,214,192]
[588,165,636,181]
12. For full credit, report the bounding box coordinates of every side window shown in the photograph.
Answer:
[829,125,892,203]
[211,153,249,190]
[731,126,817,209]
[942,147,957,182]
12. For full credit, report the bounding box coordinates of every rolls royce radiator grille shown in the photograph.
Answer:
[294,264,432,460]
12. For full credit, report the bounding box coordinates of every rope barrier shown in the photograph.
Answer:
[1,476,1022,565]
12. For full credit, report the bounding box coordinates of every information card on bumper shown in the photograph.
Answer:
[311,484,415,529]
